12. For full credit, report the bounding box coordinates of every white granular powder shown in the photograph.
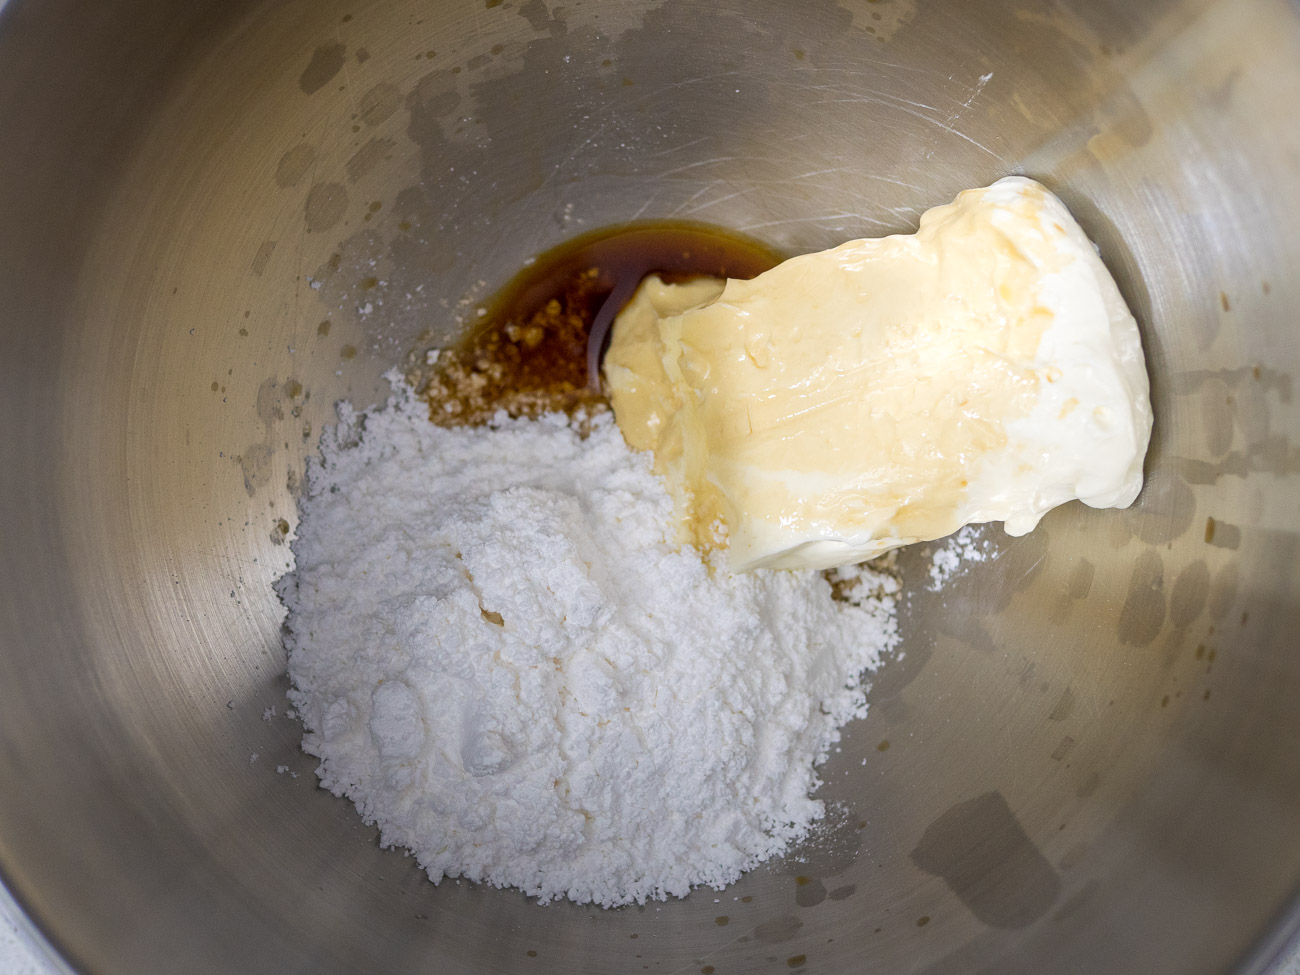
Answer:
[927,526,991,591]
[276,377,898,908]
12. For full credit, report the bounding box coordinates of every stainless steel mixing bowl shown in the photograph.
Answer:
[2,0,1299,972]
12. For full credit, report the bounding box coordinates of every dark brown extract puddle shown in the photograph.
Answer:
[411,221,784,426]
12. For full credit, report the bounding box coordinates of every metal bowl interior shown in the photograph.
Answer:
[1,0,1299,973]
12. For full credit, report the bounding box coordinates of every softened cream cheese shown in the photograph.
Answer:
[604,177,1152,571]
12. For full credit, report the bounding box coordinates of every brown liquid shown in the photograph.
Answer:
[414,221,784,426]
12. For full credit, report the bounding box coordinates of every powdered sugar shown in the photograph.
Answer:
[927,525,991,590]
[276,376,898,907]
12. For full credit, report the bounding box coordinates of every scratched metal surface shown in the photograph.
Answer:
[1,0,1299,973]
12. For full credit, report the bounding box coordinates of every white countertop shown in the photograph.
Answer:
[2,899,61,975]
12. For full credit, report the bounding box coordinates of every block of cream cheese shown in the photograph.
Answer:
[603,177,1153,572]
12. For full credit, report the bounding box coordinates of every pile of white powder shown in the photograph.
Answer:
[277,376,898,908]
